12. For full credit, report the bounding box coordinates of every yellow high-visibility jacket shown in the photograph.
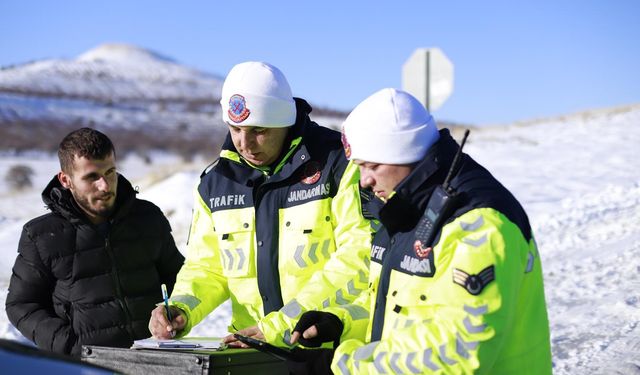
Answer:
[325,130,552,374]
[170,99,371,343]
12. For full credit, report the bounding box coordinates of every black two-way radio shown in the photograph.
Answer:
[414,129,471,251]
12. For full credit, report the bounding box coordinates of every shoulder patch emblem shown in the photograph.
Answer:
[301,161,321,184]
[453,265,495,295]
[413,240,432,259]
[228,94,251,123]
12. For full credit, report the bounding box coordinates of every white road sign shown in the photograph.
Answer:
[402,48,454,111]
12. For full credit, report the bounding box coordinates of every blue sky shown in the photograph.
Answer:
[1,1,639,125]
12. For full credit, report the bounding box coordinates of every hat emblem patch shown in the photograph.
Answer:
[341,127,351,158]
[228,94,251,123]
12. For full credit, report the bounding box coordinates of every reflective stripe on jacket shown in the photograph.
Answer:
[326,129,552,374]
[170,99,372,343]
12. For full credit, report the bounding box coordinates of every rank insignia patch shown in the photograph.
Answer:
[453,265,495,295]
[228,94,251,123]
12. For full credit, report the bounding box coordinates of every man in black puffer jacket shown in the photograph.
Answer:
[5,128,185,357]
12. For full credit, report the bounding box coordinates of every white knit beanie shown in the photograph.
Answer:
[220,61,296,127]
[342,88,440,164]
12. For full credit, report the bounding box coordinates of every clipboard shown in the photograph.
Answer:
[131,337,225,350]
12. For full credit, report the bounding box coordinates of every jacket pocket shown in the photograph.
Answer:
[387,271,435,324]
[53,297,73,323]
[212,208,255,278]
[279,200,336,276]
[64,302,73,322]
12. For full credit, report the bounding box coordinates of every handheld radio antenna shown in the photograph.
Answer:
[443,129,470,191]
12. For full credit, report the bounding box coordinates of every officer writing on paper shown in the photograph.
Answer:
[148,62,371,347]
[289,89,552,374]
[6,128,185,356]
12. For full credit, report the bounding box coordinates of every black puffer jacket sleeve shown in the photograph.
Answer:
[155,215,185,294]
[6,225,78,354]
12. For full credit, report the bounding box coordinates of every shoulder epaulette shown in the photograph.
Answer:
[200,159,220,178]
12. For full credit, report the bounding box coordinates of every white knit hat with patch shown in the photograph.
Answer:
[342,88,440,164]
[220,61,296,128]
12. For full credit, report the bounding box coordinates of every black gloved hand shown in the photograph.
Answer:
[293,311,343,348]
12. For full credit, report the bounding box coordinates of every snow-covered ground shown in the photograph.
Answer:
[0,104,639,373]
[465,105,640,374]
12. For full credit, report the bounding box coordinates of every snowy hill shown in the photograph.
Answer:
[0,102,638,373]
[0,43,353,154]
[0,44,232,156]
[0,43,223,102]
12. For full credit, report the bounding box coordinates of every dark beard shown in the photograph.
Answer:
[73,193,116,221]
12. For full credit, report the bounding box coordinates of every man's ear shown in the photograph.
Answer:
[58,171,71,189]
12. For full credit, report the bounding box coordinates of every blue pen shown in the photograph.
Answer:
[161,283,173,322]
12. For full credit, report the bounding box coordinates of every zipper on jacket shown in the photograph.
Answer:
[253,174,286,314]
[253,174,269,207]
[370,234,397,341]
[104,237,135,339]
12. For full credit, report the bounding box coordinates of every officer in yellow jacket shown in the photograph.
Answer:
[148,62,372,346]
[291,88,552,374]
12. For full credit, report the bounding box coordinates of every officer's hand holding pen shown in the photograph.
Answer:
[148,286,188,339]
[149,305,187,339]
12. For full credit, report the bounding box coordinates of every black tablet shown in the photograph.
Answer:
[233,334,298,361]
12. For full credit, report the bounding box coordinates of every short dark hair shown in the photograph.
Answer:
[58,128,116,173]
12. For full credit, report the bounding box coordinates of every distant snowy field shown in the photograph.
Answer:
[1,105,639,373]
